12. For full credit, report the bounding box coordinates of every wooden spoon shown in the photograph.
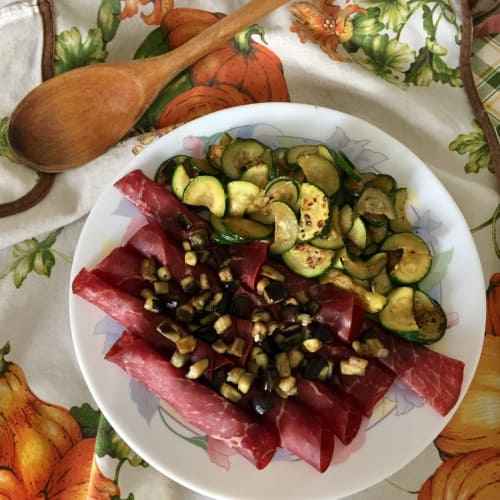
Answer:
[8,0,289,173]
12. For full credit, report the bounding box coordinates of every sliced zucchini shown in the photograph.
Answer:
[207,143,225,169]
[155,155,188,186]
[379,287,419,335]
[182,175,226,217]
[241,163,270,188]
[331,150,362,181]
[370,267,394,295]
[209,214,245,243]
[298,183,330,241]
[311,205,344,249]
[269,201,299,254]
[171,164,193,200]
[378,288,446,344]
[282,242,335,278]
[222,216,273,240]
[366,174,397,195]
[343,172,377,197]
[413,290,447,344]
[265,177,300,211]
[345,217,367,249]
[286,144,333,167]
[381,232,432,284]
[296,154,340,196]
[339,204,354,235]
[319,269,387,313]
[368,222,389,244]
[341,250,388,280]
[390,188,414,233]
[226,180,261,217]
[221,139,267,179]
[188,157,220,175]
[272,147,289,177]
[355,187,396,223]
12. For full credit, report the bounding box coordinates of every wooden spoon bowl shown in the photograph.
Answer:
[8,0,288,172]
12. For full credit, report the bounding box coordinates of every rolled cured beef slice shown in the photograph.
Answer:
[114,169,209,240]
[105,331,279,469]
[295,377,363,445]
[367,326,465,416]
[72,267,175,355]
[262,393,335,473]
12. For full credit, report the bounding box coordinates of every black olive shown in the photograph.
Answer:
[251,392,275,416]
[280,322,302,335]
[303,355,327,380]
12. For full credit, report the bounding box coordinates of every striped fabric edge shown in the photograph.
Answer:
[461,0,500,190]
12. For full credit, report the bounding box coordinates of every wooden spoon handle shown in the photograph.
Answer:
[149,0,289,82]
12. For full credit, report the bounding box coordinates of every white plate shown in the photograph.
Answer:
[69,102,485,500]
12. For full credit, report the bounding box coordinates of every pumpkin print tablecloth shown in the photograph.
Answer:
[0,0,499,498]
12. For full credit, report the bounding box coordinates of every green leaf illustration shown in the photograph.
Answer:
[95,413,148,468]
[97,0,121,44]
[55,27,108,74]
[70,402,101,438]
[449,120,492,173]
[0,228,64,288]
[0,117,19,163]
[351,34,415,88]
[361,0,410,31]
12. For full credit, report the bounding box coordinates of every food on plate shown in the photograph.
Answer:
[72,134,464,472]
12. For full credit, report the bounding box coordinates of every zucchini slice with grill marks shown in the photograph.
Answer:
[297,154,341,196]
[355,186,396,224]
[298,183,330,241]
[379,287,447,343]
[319,269,387,313]
[182,175,226,217]
[222,216,273,241]
[390,188,414,233]
[265,177,300,211]
[226,180,261,217]
[340,250,388,280]
[221,139,267,179]
[311,204,343,249]
[381,232,432,284]
[286,144,333,167]
[379,286,419,336]
[269,201,299,254]
[171,164,193,200]
[282,242,335,278]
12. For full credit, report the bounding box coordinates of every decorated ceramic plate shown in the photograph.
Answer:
[69,102,485,500]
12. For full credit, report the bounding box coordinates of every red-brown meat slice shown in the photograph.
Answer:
[367,327,465,416]
[72,267,175,355]
[262,394,335,473]
[114,169,209,240]
[296,377,363,445]
[105,331,278,469]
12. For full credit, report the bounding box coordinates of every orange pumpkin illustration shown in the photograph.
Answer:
[37,438,120,500]
[486,273,500,336]
[418,448,500,499]
[158,84,253,128]
[0,341,82,497]
[161,7,290,103]
[434,334,500,458]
